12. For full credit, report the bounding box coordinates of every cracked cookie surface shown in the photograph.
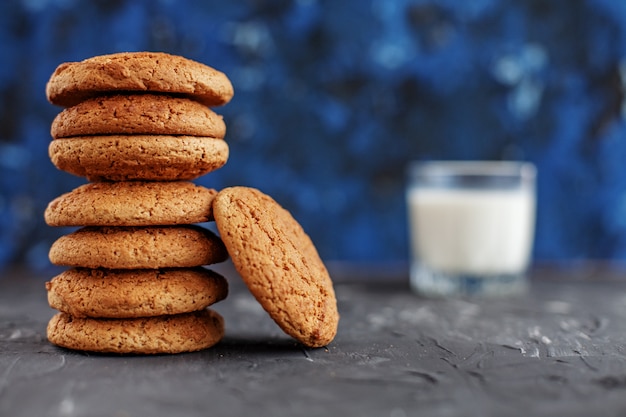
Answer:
[51,94,226,139]
[45,181,217,227]
[46,51,233,107]
[49,225,228,269]
[47,309,225,354]
[46,267,228,318]
[49,135,229,181]
[213,186,339,348]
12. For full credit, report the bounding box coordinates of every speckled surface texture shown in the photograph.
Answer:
[214,186,339,348]
[3,1,626,268]
[46,51,234,107]
[48,226,228,269]
[47,309,225,354]
[48,135,229,181]
[45,181,217,227]
[4,265,626,416]
[46,267,228,318]
[50,94,226,139]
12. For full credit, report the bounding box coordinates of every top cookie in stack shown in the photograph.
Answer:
[44,52,234,354]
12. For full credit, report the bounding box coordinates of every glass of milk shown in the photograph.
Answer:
[407,161,536,297]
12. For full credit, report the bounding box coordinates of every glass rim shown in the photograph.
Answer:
[408,160,536,179]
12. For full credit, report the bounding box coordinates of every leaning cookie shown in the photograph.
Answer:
[51,94,227,139]
[46,52,234,108]
[45,181,217,227]
[213,186,339,348]
[47,310,224,354]
[49,135,229,181]
[49,226,228,269]
[46,268,228,318]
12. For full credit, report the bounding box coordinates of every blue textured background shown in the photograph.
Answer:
[2,0,626,271]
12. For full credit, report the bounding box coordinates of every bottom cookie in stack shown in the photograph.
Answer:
[47,310,224,355]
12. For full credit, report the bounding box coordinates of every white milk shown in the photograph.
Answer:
[408,187,535,276]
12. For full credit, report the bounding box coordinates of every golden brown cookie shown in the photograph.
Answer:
[47,309,224,354]
[49,135,229,181]
[45,181,217,227]
[46,52,234,108]
[213,186,339,348]
[49,226,228,269]
[46,267,228,318]
[50,94,226,139]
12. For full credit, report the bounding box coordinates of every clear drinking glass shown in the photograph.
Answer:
[406,161,537,297]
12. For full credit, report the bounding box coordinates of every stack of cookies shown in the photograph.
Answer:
[44,52,340,354]
[44,52,234,354]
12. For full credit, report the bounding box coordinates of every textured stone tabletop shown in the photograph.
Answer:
[2,263,626,417]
